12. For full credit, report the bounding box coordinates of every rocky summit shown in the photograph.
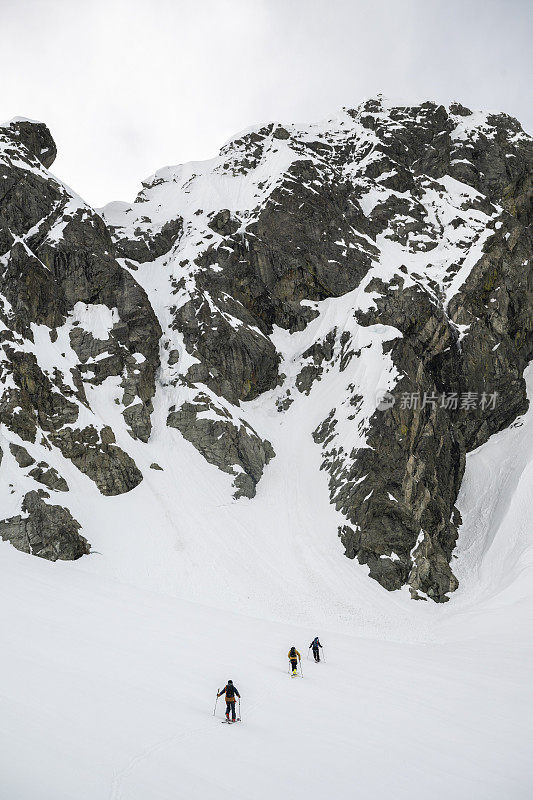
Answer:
[0,98,531,602]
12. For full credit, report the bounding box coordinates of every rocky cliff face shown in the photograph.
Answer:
[0,117,161,558]
[0,100,531,600]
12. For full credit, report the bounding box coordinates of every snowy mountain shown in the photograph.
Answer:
[0,98,532,799]
[1,99,531,603]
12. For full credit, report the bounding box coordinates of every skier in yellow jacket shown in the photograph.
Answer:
[217,680,240,721]
[288,646,301,675]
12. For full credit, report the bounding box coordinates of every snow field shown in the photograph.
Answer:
[0,543,531,800]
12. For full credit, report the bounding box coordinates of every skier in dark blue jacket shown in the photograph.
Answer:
[309,636,323,662]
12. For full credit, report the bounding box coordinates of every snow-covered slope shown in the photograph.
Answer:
[0,99,532,798]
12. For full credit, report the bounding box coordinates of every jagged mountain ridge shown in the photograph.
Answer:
[0,98,531,601]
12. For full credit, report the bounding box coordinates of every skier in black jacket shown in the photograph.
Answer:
[217,680,240,721]
[309,636,323,662]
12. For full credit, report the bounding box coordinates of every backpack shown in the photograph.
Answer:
[289,647,296,658]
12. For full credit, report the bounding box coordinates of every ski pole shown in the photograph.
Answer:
[322,647,326,663]
[299,660,303,678]
[213,691,219,716]
[307,647,310,660]
[238,698,241,721]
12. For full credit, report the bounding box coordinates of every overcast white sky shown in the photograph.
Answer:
[1,0,531,207]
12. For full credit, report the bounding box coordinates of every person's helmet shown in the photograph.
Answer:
[228,679,233,684]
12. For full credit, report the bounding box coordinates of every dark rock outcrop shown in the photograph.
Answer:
[49,426,142,496]
[167,393,274,498]
[309,103,532,600]
[0,491,89,560]
[0,117,158,525]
